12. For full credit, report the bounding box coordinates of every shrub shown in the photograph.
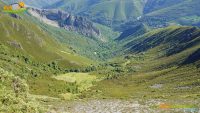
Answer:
[0,68,44,113]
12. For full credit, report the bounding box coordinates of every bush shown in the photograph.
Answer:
[0,68,44,113]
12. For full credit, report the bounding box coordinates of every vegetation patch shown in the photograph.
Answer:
[0,68,45,113]
[53,73,97,92]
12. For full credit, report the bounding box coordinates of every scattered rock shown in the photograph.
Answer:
[175,86,191,90]
[47,99,200,113]
[8,41,23,49]
[150,84,163,89]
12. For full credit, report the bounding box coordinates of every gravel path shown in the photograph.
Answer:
[47,99,200,113]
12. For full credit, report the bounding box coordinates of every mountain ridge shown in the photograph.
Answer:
[44,0,200,30]
[28,7,102,40]
[46,0,146,27]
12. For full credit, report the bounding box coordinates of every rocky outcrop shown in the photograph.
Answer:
[28,8,101,39]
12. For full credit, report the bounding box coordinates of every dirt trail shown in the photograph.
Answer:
[47,99,200,113]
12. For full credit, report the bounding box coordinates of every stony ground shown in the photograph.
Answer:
[47,99,200,113]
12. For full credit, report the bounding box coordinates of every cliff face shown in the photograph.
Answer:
[28,8,101,39]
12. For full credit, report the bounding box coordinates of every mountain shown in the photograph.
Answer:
[0,13,94,76]
[144,0,187,14]
[26,9,120,60]
[123,26,200,66]
[90,26,200,100]
[119,0,200,31]
[43,0,200,31]
[28,8,101,39]
[46,0,147,27]
[145,0,200,26]
[0,7,98,108]
[114,25,200,73]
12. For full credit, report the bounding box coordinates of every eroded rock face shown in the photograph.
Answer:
[28,8,101,39]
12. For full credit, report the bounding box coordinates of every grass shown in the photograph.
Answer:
[83,64,200,100]
[28,73,98,100]
[144,0,200,27]
[94,23,120,41]
[0,9,98,103]
[80,26,200,101]
[0,2,92,80]
[0,13,93,68]
[27,12,119,61]
[28,75,70,97]
[47,0,145,27]
[53,73,97,92]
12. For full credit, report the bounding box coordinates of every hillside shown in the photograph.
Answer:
[0,2,120,104]
[116,23,149,41]
[119,26,200,67]
[46,0,146,27]
[146,0,200,26]
[26,12,120,60]
[22,0,200,30]
[0,5,100,111]
[144,0,187,14]
[119,0,200,31]
[120,26,200,73]
[84,26,200,101]
[126,26,200,55]
[0,12,99,99]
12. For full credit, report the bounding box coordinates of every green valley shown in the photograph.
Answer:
[86,26,200,100]
[1,0,200,113]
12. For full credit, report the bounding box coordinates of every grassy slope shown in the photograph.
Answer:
[115,0,200,31]
[0,4,96,99]
[123,26,200,72]
[24,0,200,28]
[94,23,120,41]
[147,0,200,16]
[47,0,145,26]
[0,1,119,99]
[0,13,93,68]
[146,0,200,26]
[116,23,149,41]
[82,26,200,100]
[27,12,120,60]
[144,0,187,14]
